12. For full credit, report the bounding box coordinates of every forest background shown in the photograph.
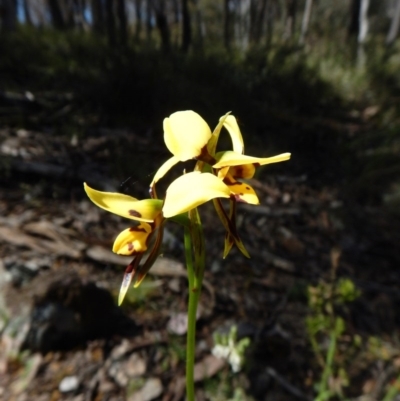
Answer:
[1,0,400,400]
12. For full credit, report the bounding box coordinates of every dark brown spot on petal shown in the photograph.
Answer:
[246,186,250,190]
[129,209,142,218]
[240,193,243,196]
[223,177,243,187]
[197,145,216,164]
[127,242,134,251]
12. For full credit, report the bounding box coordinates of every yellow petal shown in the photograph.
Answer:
[228,164,256,179]
[223,115,244,154]
[84,183,162,222]
[164,111,212,161]
[207,112,231,156]
[213,151,291,169]
[150,156,179,187]
[112,223,153,255]
[163,172,230,218]
[224,174,259,204]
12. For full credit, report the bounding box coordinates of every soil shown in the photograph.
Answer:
[0,113,399,401]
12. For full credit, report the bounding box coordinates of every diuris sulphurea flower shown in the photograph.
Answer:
[84,110,290,401]
[84,171,231,304]
[85,110,290,301]
[150,111,244,193]
[149,110,291,258]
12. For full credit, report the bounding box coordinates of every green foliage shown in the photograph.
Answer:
[306,278,361,401]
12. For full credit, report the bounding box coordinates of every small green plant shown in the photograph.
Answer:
[212,325,251,373]
[306,250,361,401]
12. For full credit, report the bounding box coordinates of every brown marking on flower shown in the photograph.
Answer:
[129,209,142,218]
[129,226,147,233]
[253,163,260,168]
[223,177,242,187]
[197,145,216,164]
[246,186,250,190]
[127,243,134,251]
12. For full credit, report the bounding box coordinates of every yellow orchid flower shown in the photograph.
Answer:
[83,183,163,222]
[84,183,165,304]
[163,171,231,218]
[151,111,245,191]
[211,150,291,257]
[84,173,232,304]
[213,150,291,202]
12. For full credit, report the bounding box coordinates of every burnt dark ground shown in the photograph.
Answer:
[0,111,399,401]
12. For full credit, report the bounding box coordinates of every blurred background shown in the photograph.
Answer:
[0,0,400,400]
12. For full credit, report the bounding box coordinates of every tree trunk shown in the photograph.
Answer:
[193,0,204,51]
[224,0,231,49]
[117,0,128,46]
[0,0,17,32]
[283,0,297,41]
[146,0,153,43]
[23,0,33,26]
[265,0,275,49]
[134,0,143,41]
[64,0,76,28]
[47,0,66,29]
[91,0,104,34]
[236,0,251,51]
[105,0,116,46]
[251,0,268,44]
[153,0,171,52]
[358,0,369,44]
[386,0,400,45]
[349,0,361,37]
[181,0,192,53]
[299,0,312,44]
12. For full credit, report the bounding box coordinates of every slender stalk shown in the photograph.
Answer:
[317,330,337,401]
[184,225,201,401]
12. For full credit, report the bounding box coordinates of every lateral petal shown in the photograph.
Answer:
[224,174,260,205]
[163,172,230,218]
[207,112,231,156]
[222,115,244,154]
[164,111,212,161]
[84,183,163,222]
[150,156,180,187]
[213,151,291,168]
[112,223,153,255]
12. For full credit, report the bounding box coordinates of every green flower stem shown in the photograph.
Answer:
[184,209,205,401]
[316,330,337,401]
